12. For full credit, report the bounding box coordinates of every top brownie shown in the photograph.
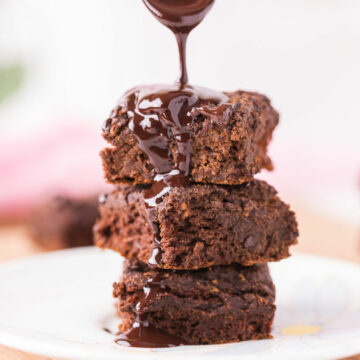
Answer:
[101,90,279,185]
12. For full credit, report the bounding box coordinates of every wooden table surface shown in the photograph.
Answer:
[0,202,359,359]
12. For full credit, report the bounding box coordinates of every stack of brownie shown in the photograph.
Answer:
[94,90,298,345]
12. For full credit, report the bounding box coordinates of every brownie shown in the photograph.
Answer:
[29,195,99,250]
[114,260,275,345]
[101,90,279,185]
[94,180,298,269]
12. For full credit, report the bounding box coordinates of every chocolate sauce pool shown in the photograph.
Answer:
[114,0,232,348]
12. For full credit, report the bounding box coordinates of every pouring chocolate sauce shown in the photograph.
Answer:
[115,0,231,348]
[143,0,214,84]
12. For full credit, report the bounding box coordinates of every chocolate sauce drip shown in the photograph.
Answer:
[143,0,215,85]
[119,84,229,268]
[114,0,232,348]
[115,274,185,348]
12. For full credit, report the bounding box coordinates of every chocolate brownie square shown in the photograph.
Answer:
[94,180,298,269]
[29,195,99,250]
[101,91,278,185]
[114,260,275,345]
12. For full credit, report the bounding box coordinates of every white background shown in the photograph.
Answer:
[0,0,359,222]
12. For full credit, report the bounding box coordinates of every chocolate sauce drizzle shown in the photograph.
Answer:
[121,0,231,268]
[114,0,232,348]
[115,274,184,348]
[119,84,229,268]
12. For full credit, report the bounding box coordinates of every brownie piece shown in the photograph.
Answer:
[29,195,99,250]
[101,90,279,185]
[114,260,275,345]
[94,180,298,269]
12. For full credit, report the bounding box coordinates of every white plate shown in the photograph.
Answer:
[0,248,360,360]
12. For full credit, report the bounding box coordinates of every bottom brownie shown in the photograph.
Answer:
[113,260,276,345]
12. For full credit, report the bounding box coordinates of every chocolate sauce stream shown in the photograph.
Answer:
[143,0,215,85]
[113,0,233,348]
[175,33,188,85]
